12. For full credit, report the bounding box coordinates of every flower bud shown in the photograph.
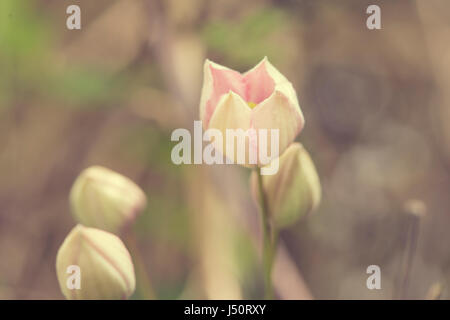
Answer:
[70,166,147,234]
[56,224,136,300]
[199,58,305,166]
[251,143,321,229]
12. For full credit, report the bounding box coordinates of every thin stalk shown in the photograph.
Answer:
[394,213,422,299]
[255,167,277,299]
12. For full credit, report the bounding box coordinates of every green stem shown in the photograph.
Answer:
[256,167,277,299]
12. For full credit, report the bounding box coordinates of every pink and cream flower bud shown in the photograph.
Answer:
[199,57,304,167]
[56,224,136,300]
[251,143,321,229]
[70,166,147,234]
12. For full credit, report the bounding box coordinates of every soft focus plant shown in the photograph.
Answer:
[56,224,136,300]
[250,143,321,298]
[199,58,321,299]
[251,143,321,229]
[56,166,152,300]
[70,166,147,234]
[199,57,304,166]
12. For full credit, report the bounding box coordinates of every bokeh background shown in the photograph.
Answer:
[1,0,450,299]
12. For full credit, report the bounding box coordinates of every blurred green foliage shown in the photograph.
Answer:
[203,8,291,68]
[0,0,51,107]
[0,0,122,109]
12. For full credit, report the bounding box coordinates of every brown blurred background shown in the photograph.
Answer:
[1,0,450,299]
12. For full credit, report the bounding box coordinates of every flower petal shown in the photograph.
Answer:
[199,60,246,128]
[259,56,290,85]
[209,91,251,130]
[243,58,275,104]
[251,89,305,158]
[208,91,256,165]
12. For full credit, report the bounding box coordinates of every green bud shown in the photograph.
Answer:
[70,166,147,234]
[251,143,321,229]
[56,224,136,300]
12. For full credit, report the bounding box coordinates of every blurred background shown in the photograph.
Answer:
[1,0,450,299]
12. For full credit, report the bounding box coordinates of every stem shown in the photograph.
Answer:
[394,213,421,299]
[255,167,277,299]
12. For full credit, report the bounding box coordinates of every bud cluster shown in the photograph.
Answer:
[56,166,147,299]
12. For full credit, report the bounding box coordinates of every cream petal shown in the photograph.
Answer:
[209,91,251,130]
[257,56,290,85]
[263,58,303,112]
[251,89,305,160]
[208,91,256,165]
[245,57,303,117]
[264,57,303,114]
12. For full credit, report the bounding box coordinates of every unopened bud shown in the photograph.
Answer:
[251,143,321,229]
[56,224,136,299]
[70,166,147,233]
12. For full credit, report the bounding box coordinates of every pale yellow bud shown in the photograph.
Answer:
[251,143,321,229]
[56,224,136,300]
[70,166,147,234]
